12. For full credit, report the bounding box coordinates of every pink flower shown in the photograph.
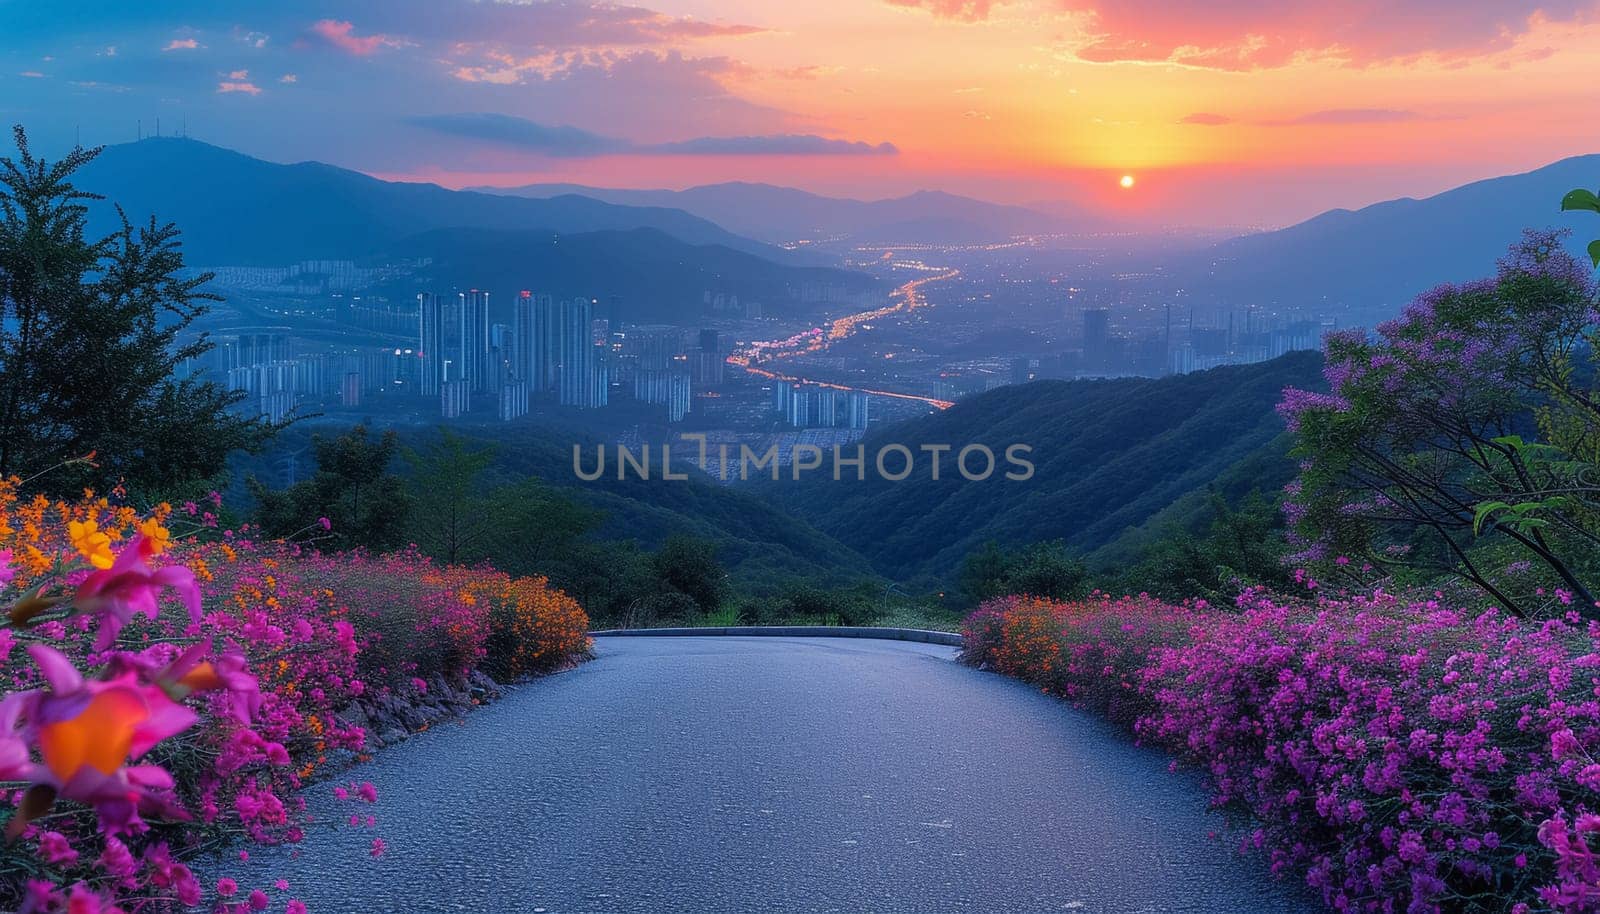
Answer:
[38,830,78,865]
[65,882,109,914]
[23,644,196,834]
[159,639,260,723]
[0,691,40,784]
[248,889,271,911]
[317,516,332,531]
[370,837,386,858]
[216,877,238,898]
[73,536,202,650]
[357,781,377,803]
[286,901,308,914]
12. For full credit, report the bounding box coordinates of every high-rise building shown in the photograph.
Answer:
[459,289,491,393]
[340,372,362,408]
[418,293,443,397]
[557,298,608,408]
[498,381,529,421]
[633,369,692,422]
[512,291,536,385]
[440,379,470,419]
[692,329,725,385]
[531,293,560,392]
[774,382,870,430]
[845,391,870,430]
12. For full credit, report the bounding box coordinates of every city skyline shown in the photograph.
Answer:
[3,1,1598,228]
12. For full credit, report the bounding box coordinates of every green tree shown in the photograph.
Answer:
[651,535,726,614]
[958,539,1089,604]
[957,540,1011,604]
[1002,540,1089,601]
[485,477,602,572]
[404,429,497,564]
[0,126,273,498]
[250,425,411,551]
[1280,231,1600,618]
[1105,492,1296,602]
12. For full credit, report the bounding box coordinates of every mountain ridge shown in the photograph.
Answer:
[1185,153,1600,311]
[756,351,1326,584]
[73,137,790,266]
[467,179,1103,243]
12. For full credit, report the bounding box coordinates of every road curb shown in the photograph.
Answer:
[589,625,964,647]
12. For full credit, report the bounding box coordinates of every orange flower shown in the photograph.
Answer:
[67,519,114,569]
[37,688,150,780]
[136,517,172,556]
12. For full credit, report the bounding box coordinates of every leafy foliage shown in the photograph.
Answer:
[0,126,273,499]
[1279,231,1600,617]
[249,425,412,552]
[1559,185,1600,267]
[1094,492,1297,602]
[649,535,727,615]
[958,539,1088,605]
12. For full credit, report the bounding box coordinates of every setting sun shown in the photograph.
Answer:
[1119,175,1136,189]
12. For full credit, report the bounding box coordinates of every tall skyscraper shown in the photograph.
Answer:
[512,291,536,385]
[458,289,491,393]
[531,293,560,392]
[418,293,443,396]
[556,298,607,408]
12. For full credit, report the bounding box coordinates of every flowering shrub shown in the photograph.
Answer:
[1278,232,1600,619]
[0,479,590,911]
[963,589,1600,913]
[471,574,591,681]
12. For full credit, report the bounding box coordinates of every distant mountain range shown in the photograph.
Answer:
[467,180,1098,244]
[376,227,876,322]
[1185,154,1599,310]
[74,138,787,265]
[758,351,1325,584]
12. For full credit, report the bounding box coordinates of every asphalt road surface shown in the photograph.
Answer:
[222,636,1317,914]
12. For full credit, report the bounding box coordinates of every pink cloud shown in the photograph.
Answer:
[886,0,1001,21]
[308,19,403,56]
[1180,112,1232,125]
[217,76,262,96]
[162,38,200,52]
[1073,0,1600,69]
[893,0,1596,69]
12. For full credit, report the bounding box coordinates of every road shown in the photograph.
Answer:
[727,269,960,410]
[222,637,1316,914]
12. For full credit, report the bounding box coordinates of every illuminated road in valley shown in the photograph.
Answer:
[727,268,961,410]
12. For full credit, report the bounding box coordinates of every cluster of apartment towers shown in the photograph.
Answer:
[417,290,613,421]
[416,289,734,423]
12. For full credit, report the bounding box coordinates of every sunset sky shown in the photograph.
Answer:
[3,0,1598,227]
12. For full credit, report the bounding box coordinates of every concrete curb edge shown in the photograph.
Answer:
[588,625,963,647]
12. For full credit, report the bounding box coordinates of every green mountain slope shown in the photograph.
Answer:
[757,351,1325,582]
